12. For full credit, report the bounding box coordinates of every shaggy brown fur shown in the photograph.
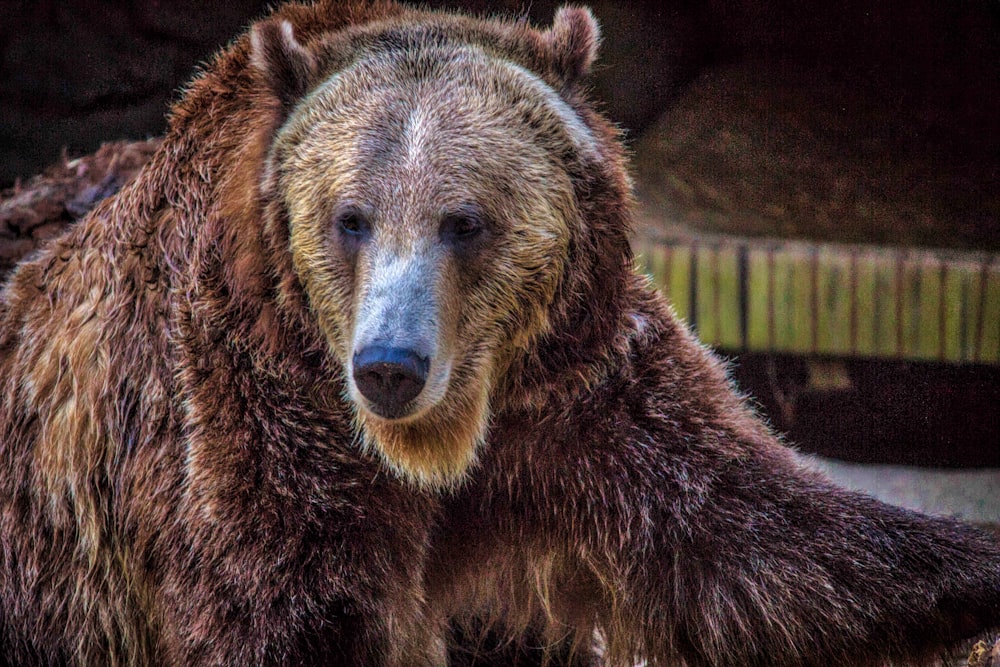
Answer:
[0,1,997,665]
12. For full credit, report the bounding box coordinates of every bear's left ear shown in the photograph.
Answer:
[545,6,601,87]
[250,18,318,113]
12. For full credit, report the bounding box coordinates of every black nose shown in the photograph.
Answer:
[352,346,429,417]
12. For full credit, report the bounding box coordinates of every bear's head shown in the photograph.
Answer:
[249,5,631,489]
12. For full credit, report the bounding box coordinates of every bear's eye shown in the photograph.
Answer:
[440,211,484,244]
[335,209,370,239]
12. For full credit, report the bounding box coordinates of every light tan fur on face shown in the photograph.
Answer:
[275,43,591,488]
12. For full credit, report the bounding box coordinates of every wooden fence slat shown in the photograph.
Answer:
[900,256,923,359]
[771,251,793,351]
[872,254,900,358]
[669,244,693,324]
[853,250,877,356]
[746,247,771,350]
[695,245,716,342]
[715,245,742,349]
[941,261,966,362]
[965,261,985,363]
[915,258,943,360]
[790,250,815,354]
[980,264,1000,363]
[815,248,854,356]
[641,245,667,295]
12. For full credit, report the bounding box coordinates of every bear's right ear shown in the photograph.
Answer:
[250,19,317,113]
[544,6,601,88]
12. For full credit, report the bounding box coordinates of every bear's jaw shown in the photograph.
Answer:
[355,375,491,489]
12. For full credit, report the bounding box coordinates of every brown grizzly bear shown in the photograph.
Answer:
[0,1,997,665]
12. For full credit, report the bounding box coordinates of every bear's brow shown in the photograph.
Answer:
[401,105,433,168]
[348,45,599,166]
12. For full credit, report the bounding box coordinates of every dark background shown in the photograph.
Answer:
[4,0,997,187]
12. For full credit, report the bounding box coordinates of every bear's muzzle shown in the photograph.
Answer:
[352,345,430,418]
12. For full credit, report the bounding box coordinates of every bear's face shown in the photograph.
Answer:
[258,11,601,488]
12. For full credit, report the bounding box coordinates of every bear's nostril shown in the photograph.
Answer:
[352,346,429,417]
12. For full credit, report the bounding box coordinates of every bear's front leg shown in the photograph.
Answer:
[566,443,1000,666]
[152,563,445,666]
[147,506,447,666]
[476,301,1000,666]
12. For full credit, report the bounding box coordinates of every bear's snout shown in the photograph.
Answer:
[352,345,429,418]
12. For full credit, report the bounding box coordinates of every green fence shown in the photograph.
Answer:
[636,235,1000,364]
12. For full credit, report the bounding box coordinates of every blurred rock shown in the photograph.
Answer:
[0,138,161,277]
[632,60,1000,250]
